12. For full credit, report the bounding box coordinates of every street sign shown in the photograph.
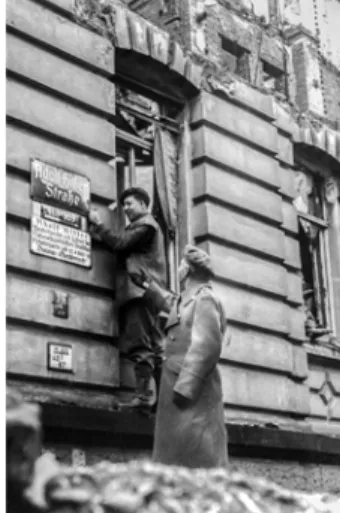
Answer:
[30,160,92,268]
[31,159,90,214]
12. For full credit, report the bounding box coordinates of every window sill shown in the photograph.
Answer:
[306,337,340,361]
[41,403,340,463]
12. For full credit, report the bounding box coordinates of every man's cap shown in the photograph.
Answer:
[184,244,214,278]
[119,187,150,207]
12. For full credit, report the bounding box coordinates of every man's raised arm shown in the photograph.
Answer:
[88,209,154,253]
[97,223,154,252]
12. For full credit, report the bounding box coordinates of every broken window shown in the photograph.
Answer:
[293,169,333,340]
[115,83,181,290]
[220,36,251,81]
[261,60,286,94]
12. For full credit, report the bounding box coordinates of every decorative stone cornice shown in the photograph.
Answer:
[292,117,340,166]
[284,23,319,45]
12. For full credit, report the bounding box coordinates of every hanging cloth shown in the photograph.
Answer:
[153,125,178,239]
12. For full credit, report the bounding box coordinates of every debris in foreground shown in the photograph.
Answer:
[7,388,340,513]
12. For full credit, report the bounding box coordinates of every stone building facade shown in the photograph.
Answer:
[5,0,340,492]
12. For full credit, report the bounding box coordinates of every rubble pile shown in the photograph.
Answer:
[6,389,340,513]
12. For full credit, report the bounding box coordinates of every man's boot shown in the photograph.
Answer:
[119,363,155,412]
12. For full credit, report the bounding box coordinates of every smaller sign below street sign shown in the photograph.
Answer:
[40,203,83,230]
[48,343,73,372]
[31,201,91,268]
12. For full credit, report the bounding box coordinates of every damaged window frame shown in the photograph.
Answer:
[261,59,286,95]
[220,35,251,81]
[294,171,334,341]
[113,77,182,292]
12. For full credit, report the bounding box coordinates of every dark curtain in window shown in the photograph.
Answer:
[152,125,177,240]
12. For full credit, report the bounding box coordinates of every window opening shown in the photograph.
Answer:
[220,36,251,81]
[261,60,286,94]
[293,169,333,340]
[114,82,182,290]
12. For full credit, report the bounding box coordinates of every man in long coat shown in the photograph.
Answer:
[130,245,228,468]
[88,187,167,409]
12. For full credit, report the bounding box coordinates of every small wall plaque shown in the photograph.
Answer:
[48,343,73,372]
[53,291,69,319]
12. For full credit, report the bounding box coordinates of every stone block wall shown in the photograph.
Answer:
[322,65,340,127]
[189,86,308,426]
[291,40,309,113]
[288,31,325,117]
[6,0,120,409]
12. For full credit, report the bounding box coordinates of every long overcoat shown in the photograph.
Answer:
[145,281,228,468]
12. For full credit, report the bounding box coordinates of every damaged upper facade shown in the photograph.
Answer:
[127,0,340,125]
[284,0,340,125]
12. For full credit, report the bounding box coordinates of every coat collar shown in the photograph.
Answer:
[164,282,212,330]
[181,281,212,306]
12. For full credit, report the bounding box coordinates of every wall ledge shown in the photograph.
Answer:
[41,403,340,464]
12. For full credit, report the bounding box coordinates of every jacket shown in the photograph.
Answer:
[98,213,167,306]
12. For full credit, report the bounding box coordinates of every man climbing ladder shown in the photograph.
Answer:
[88,187,167,411]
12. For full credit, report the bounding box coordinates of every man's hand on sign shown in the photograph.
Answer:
[108,201,117,212]
[88,208,102,227]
